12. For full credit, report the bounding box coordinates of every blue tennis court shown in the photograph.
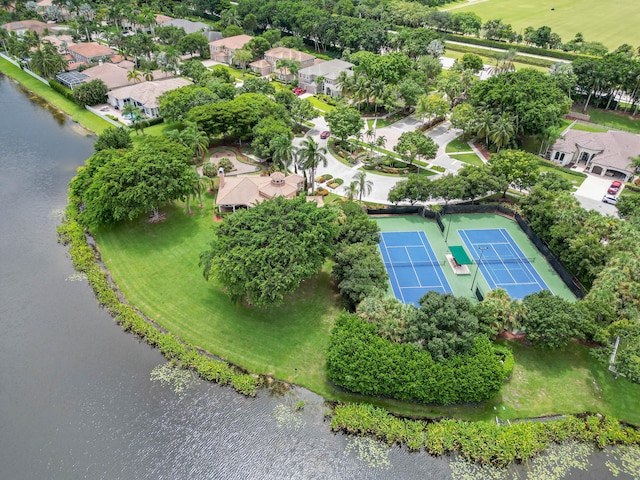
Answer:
[458,228,549,299]
[379,231,452,305]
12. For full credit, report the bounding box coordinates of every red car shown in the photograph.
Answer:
[608,180,622,195]
[320,131,330,139]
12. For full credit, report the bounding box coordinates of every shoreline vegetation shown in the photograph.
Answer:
[6,49,638,469]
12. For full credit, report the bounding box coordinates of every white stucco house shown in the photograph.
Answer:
[297,59,354,96]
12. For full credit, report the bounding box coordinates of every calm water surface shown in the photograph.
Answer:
[0,74,633,480]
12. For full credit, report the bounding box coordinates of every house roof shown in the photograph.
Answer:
[553,129,640,172]
[160,19,208,35]
[298,58,354,80]
[155,14,173,24]
[2,20,49,36]
[67,42,116,59]
[264,47,315,63]
[41,34,73,52]
[205,31,223,42]
[108,77,192,109]
[249,59,271,68]
[217,172,304,207]
[82,63,134,89]
[209,34,253,50]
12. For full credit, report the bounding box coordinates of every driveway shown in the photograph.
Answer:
[572,173,619,217]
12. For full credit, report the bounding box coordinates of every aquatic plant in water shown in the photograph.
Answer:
[344,437,391,470]
[606,445,640,479]
[150,363,199,394]
[525,443,592,480]
[272,403,304,431]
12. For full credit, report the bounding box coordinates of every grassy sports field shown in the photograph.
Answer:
[447,0,640,50]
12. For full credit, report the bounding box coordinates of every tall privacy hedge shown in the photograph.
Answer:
[326,313,505,404]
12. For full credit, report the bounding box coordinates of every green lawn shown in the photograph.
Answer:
[496,341,640,424]
[0,58,112,134]
[447,0,640,49]
[584,108,640,134]
[537,159,587,188]
[446,136,474,154]
[442,47,549,73]
[94,198,343,396]
[308,95,336,113]
[450,152,485,166]
[366,117,393,130]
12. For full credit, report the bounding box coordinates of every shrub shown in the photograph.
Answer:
[333,178,344,185]
[326,313,504,404]
[330,403,640,467]
[327,181,339,189]
[316,176,327,183]
[217,157,234,173]
[314,188,329,196]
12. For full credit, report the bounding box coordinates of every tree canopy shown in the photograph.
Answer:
[199,196,338,307]
[470,69,571,137]
[70,137,197,227]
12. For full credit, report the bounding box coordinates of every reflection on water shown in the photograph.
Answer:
[0,72,634,480]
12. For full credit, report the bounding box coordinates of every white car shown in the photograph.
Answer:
[602,194,618,205]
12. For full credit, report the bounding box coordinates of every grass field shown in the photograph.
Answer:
[448,0,640,50]
[442,48,548,72]
[584,108,640,134]
[446,136,474,153]
[450,152,486,166]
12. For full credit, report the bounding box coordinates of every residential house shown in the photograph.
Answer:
[67,42,116,64]
[2,20,49,37]
[216,171,306,212]
[248,59,271,77]
[298,59,354,95]
[40,34,73,54]
[208,34,253,65]
[81,63,165,90]
[263,47,315,82]
[550,129,640,182]
[107,77,192,118]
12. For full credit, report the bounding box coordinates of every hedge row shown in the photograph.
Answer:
[330,403,640,467]
[326,313,506,404]
[445,44,556,69]
[57,201,262,396]
[48,79,76,103]
[445,33,596,61]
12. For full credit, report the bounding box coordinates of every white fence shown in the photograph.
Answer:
[0,53,50,86]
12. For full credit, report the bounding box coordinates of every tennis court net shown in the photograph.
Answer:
[385,260,446,268]
[477,257,536,265]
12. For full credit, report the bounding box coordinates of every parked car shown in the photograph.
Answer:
[602,194,618,205]
[320,131,330,139]
[607,180,622,194]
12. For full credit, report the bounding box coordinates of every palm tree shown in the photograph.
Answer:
[335,70,354,99]
[475,110,494,146]
[352,72,371,111]
[490,113,516,151]
[369,77,385,114]
[127,69,142,84]
[271,135,297,172]
[353,171,373,203]
[345,181,358,201]
[142,69,154,82]
[275,58,301,83]
[298,137,328,194]
[29,42,67,78]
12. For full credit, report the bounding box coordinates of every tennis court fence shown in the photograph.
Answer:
[369,203,585,298]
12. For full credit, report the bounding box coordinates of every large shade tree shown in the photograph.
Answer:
[70,137,197,226]
[199,196,338,307]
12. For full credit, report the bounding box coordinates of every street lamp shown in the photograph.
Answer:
[470,246,488,292]
[445,214,453,242]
